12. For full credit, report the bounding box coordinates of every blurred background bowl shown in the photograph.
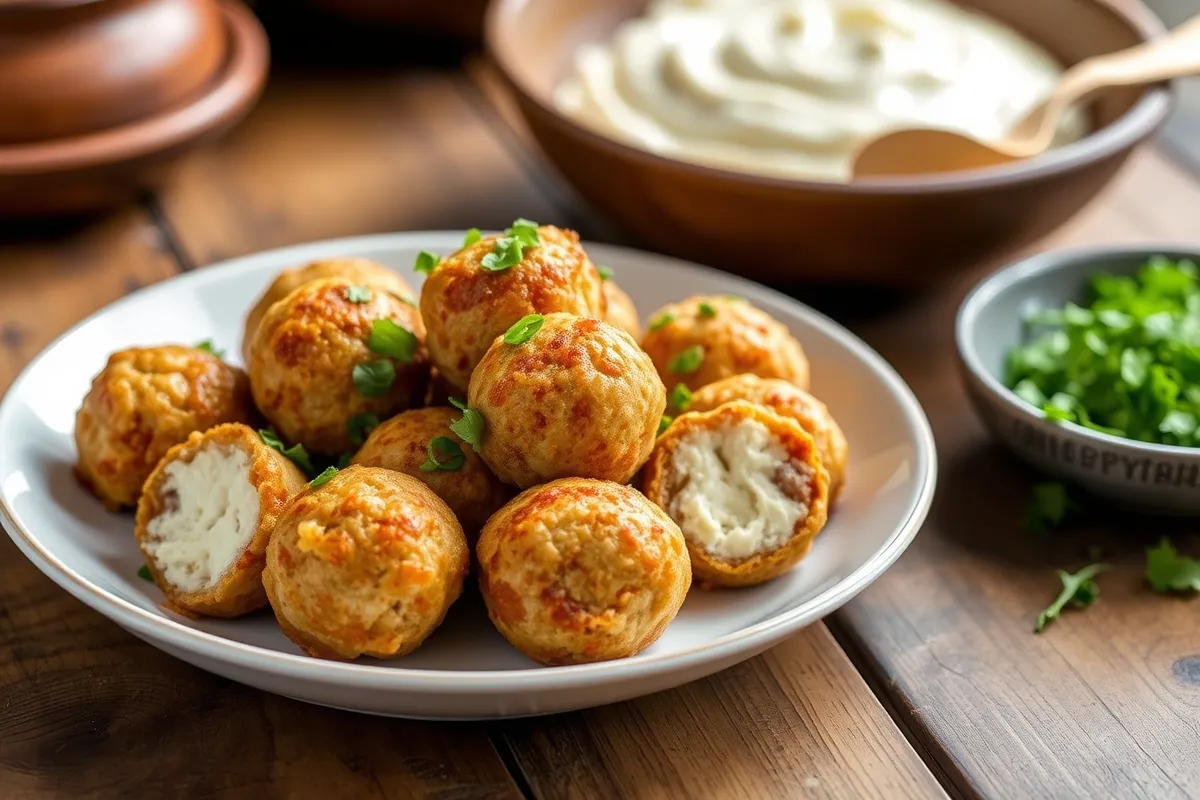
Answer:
[0,0,268,217]
[486,0,1174,285]
[957,244,1200,514]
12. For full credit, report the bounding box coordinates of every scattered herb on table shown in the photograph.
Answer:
[1023,481,1077,533]
[421,436,466,472]
[259,428,313,474]
[1035,562,1108,633]
[1145,538,1200,593]
[1005,256,1200,446]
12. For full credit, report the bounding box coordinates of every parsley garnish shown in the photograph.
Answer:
[649,313,675,332]
[464,228,483,247]
[353,359,395,397]
[698,302,717,318]
[309,466,338,488]
[1146,538,1200,593]
[668,345,704,374]
[597,265,614,281]
[507,218,541,247]
[658,415,673,435]
[414,250,440,275]
[503,314,545,345]
[347,412,380,447]
[368,319,418,363]
[195,340,225,358]
[669,383,693,412]
[259,428,313,473]
[346,285,371,303]
[1023,481,1077,533]
[1035,563,1108,633]
[448,398,485,453]
[420,436,466,472]
[137,564,153,582]
[481,237,524,272]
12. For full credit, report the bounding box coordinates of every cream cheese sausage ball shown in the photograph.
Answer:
[477,478,691,665]
[643,401,829,588]
[688,375,848,502]
[242,257,415,365]
[640,295,810,391]
[248,277,428,456]
[135,423,308,617]
[263,466,468,661]
[468,313,665,488]
[419,224,605,392]
[75,344,256,510]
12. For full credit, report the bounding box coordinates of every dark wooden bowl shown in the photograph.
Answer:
[486,0,1173,285]
[0,0,227,145]
[0,1,268,217]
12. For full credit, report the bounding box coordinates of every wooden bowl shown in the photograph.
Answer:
[485,0,1173,285]
[0,1,268,217]
[0,0,227,145]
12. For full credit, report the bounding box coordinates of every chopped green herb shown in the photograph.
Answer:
[414,250,441,275]
[449,404,485,453]
[137,564,153,582]
[668,345,705,374]
[1005,256,1200,446]
[463,227,483,247]
[420,436,466,472]
[503,314,545,345]
[448,397,467,411]
[597,265,614,281]
[1035,563,1108,633]
[353,359,396,397]
[1023,481,1076,533]
[347,412,380,447]
[698,302,717,318]
[195,340,225,358]
[658,415,673,435]
[346,285,372,303]
[368,319,418,363]
[669,383,693,412]
[259,428,313,474]
[1145,538,1200,593]
[482,237,524,272]
[506,218,541,247]
[649,312,676,332]
[309,466,339,488]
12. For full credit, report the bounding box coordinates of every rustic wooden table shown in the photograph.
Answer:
[2,15,1200,799]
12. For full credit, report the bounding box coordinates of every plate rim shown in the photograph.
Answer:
[0,231,937,692]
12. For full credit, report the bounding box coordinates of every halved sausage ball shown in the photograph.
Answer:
[643,401,829,588]
[420,225,605,392]
[242,257,415,364]
[603,280,641,339]
[351,407,510,542]
[640,295,809,392]
[135,423,307,617]
[468,313,665,488]
[248,277,428,455]
[263,466,468,661]
[477,478,691,665]
[75,345,256,509]
[688,375,848,501]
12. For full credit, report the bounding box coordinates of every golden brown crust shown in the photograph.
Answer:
[640,296,810,392]
[468,313,666,489]
[248,277,429,455]
[688,375,847,502]
[134,423,308,617]
[603,281,641,339]
[477,478,691,665]
[642,401,830,588]
[243,258,415,364]
[74,345,256,510]
[262,466,468,661]
[420,226,606,392]
[351,407,511,543]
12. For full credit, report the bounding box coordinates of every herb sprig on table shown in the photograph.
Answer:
[1006,256,1200,446]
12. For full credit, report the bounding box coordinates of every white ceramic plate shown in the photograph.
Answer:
[0,233,935,719]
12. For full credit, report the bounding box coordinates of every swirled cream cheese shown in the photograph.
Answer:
[554,0,1086,181]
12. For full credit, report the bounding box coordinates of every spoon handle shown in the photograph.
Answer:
[1059,13,1200,99]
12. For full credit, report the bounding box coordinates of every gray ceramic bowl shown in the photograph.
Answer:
[957,245,1200,515]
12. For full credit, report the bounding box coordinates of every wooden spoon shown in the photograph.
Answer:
[852,14,1200,179]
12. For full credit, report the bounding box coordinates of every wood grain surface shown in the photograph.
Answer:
[0,61,943,799]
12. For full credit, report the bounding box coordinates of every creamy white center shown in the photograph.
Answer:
[669,418,811,560]
[145,445,259,593]
[555,0,1085,182]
